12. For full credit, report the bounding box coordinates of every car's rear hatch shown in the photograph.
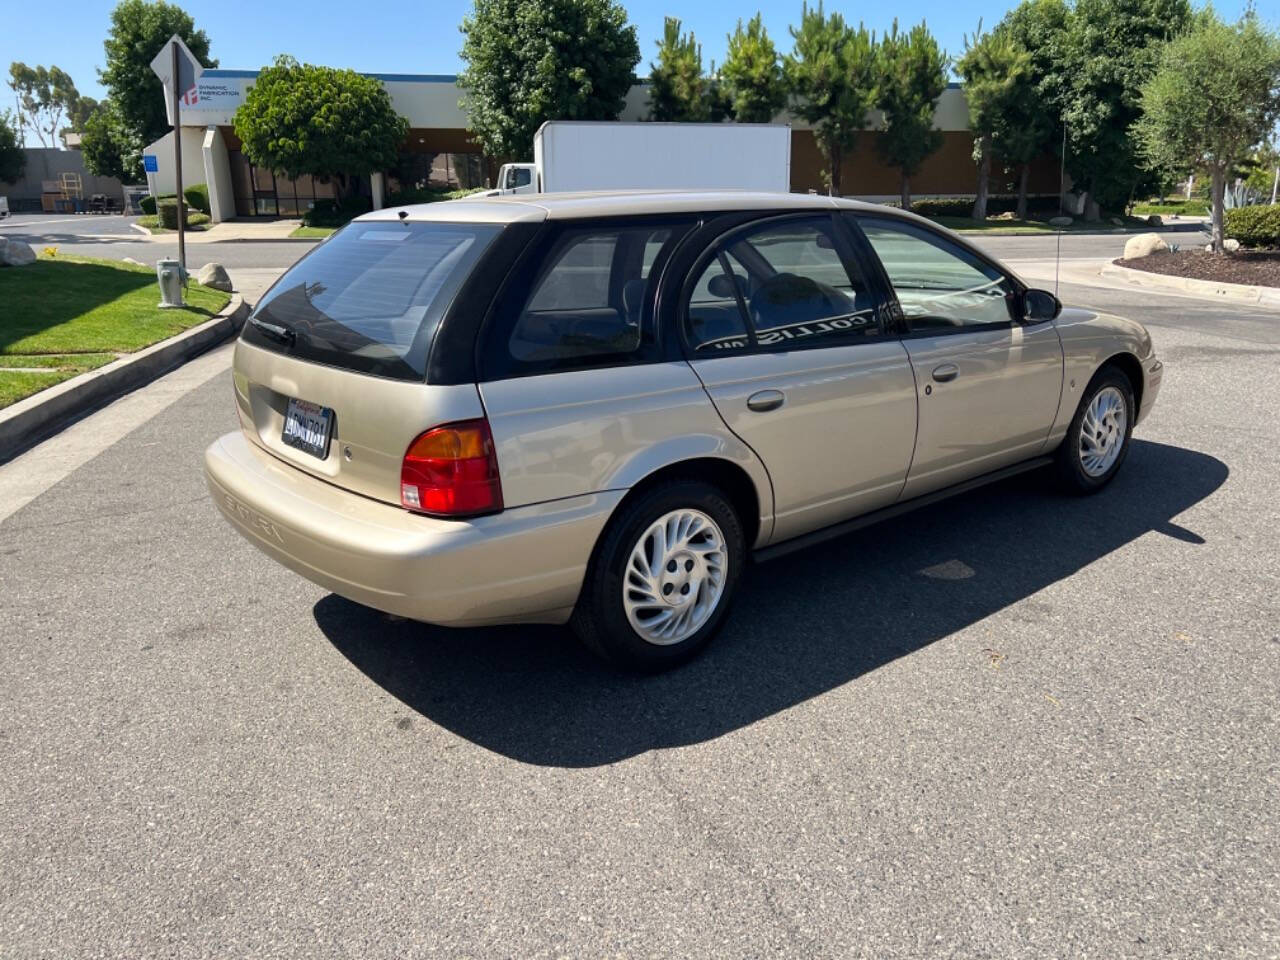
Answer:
[232,214,524,508]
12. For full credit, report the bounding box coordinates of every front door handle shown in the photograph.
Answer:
[932,363,960,383]
[746,389,785,412]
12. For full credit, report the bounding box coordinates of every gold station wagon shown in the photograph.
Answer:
[205,192,1162,670]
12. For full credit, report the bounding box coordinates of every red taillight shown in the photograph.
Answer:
[400,418,503,517]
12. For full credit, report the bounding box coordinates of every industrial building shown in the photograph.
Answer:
[142,68,1061,222]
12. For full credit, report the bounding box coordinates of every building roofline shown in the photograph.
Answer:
[202,68,965,90]
[202,68,460,83]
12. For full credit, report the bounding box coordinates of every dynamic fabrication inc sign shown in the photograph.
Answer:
[164,73,252,125]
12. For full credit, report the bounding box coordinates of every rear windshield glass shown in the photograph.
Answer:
[243,220,502,381]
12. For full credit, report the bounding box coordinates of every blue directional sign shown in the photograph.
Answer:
[143,155,159,173]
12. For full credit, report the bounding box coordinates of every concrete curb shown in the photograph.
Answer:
[1100,262,1280,311]
[0,293,248,464]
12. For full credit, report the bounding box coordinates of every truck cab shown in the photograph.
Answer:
[494,163,537,196]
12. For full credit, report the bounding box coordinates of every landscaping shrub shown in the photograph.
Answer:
[184,183,210,215]
[302,195,373,228]
[1224,204,1280,248]
[140,194,158,215]
[156,198,197,230]
[385,186,485,206]
[910,195,1063,218]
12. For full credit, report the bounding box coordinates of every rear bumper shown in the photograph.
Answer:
[204,430,623,627]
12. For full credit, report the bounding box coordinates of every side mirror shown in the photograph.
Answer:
[1023,288,1062,322]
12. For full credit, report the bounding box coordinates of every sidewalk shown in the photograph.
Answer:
[132,219,304,243]
[1007,255,1280,310]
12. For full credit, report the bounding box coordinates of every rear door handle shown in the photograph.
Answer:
[746,389,785,412]
[932,363,959,383]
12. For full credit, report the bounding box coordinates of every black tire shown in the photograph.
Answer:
[1055,365,1135,494]
[571,480,745,672]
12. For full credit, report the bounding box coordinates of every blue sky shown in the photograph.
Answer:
[0,0,1258,103]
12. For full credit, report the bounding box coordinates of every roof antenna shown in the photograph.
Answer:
[1055,122,1067,298]
[397,209,408,221]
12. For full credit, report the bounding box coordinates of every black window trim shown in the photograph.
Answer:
[676,210,895,359]
[476,214,700,382]
[848,212,1031,339]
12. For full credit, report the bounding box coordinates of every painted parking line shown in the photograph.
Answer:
[0,217,91,229]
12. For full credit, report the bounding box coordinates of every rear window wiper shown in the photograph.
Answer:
[249,315,296,347]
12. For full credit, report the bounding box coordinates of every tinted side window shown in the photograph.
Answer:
[484,220,691,378]
[686,255,750,353]
[244,221,501,381]
[858,218,1015,331]
[682,215,880,353]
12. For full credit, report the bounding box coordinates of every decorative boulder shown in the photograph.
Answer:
[1224,238,1241,253]
[0,237,36,267]
[1123,233,1171,260]
[1048,215,1073,227]
[1147,214,1164,227]
[197,262,233,292]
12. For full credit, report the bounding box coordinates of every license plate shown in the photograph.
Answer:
[281,398,333,460]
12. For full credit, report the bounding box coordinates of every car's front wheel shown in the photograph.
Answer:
[571,481,744,671]
[1056,365,1135,493]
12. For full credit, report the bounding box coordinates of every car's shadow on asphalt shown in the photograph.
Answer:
[313,440,1227,767]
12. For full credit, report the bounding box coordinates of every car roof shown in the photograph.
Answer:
[357,190,905,225]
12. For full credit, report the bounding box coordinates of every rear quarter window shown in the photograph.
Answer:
[481,218,694,380]
[243,220,502,381]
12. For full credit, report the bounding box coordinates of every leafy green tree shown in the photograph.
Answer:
[875,20,948,209]
[956,24,1032,219]
[80,98,145,183]
[7,63,82,148]
[1055,0,1190,217]
[458,0,639,159]
[998,0,1069,214]
[785,3,878,195]
[233,56,408,199]
[999,0,1069,130]
[1135,10,1280,253]
[721,14,787,123]
[0,110,25,184]
[99,0,216,148]
[65,96,102,144]
[649,17,709,121]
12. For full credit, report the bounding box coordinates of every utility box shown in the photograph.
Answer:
[156,258,185,308]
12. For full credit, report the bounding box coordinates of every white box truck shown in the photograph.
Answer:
[490,121,792,195]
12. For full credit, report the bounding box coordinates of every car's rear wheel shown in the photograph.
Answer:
[1056,365,1135,493]
[571,480,744,671]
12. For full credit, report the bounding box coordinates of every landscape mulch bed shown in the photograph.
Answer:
[1115,249,1280,288]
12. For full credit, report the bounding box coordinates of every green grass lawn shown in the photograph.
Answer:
[1131,199,1208,217]
[0,255,230,408]
[289,225,336,239]
[0,354,116,408]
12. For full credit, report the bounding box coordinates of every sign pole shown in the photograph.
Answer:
[171,40,186,284]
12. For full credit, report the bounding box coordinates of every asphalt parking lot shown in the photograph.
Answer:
[1,232,1277,957]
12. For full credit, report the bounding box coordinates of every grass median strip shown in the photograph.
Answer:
[0,255,231,409]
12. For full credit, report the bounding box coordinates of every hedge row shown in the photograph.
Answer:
[1224,204,1280,248]
[908,196,1065,218]
[300,187,486,228]
[140,184,210,216]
